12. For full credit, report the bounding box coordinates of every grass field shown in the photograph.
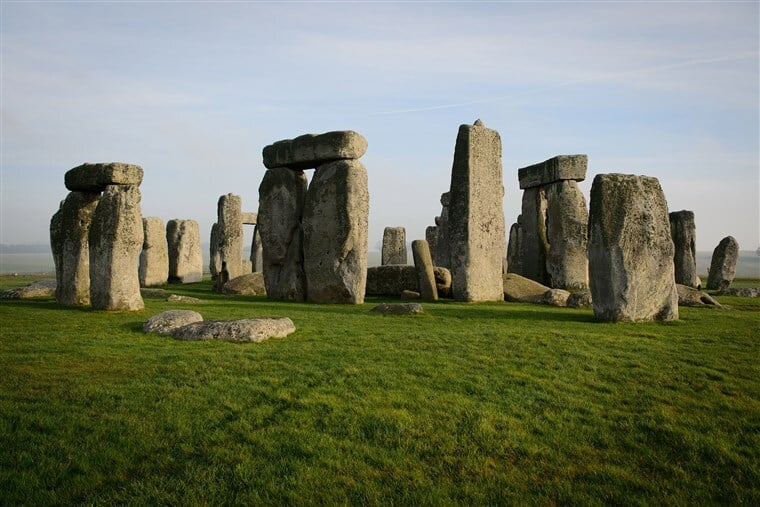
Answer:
[1,275,758,505]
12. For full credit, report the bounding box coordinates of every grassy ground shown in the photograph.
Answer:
[0,276,758,505]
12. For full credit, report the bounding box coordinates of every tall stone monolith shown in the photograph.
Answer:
[506,216,523,275]
[669,210,697,287]
[50,191,101,306]
[433,192,451,269]
[257,167,308,300]
[706,236,739,290]
[382,227,407,265]
[89,184,144,311]
[139,217,169,287]
[425,226,439,262]
[302,159,369,304]
[217,193,244,280]
[412,240,438,301]
[544,180,588,289]
[587,173,678,322]
[447,120,506,302]
[167,219,203,283]
[209,223,221,279]
[250,224,263,272]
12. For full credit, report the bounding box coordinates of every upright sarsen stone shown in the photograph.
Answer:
[302,159,369,304]
[217,193,244,280]
[209,222,221,279]
[433,192,451,269]
[50,191,101,306]
[669,210,697,287]
[707,236,739,290]
[447,120,506,302]
[250,224,263,272]
[412,240,438,301]
[166,219,203,283]
[587,174,678,322]
[382,227,407,265]
[139,217,169,287]
[520,187,549,285]
[258,167,308,300]
[89,185,144,311]
[544,180,588,289]
[506,216,523,275]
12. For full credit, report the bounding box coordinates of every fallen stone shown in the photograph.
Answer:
[370,303,424,315]
[676,284,723,308]
[518,155,587,190]
[263,130,368,170]
[540,288,571,307]
[366,265,450,297]
[503,273,550,303]
[144,310,204,336]
[141,288,167,299]
[172,318,296,343]
[167,294,203,303]
[706,236,739,291]
[433,266,452,298]
[0,279,57,299]
[222,272,267,295]
[717,287,760,298]
[65,162,144,192]
[566,290,593,309]
[401,290,420,299]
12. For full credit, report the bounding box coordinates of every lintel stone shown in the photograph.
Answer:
[518,155,587,190]
[262,131,368,170]
[65,162,144,192]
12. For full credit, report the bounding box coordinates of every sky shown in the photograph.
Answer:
[1,1,758,253]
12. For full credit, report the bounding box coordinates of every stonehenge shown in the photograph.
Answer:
[433,192,451,269]
[707,236,739,290]
[516,155,589,290]
[139,217,169,287]
[447,120,506,302]
[669,210,698,287]
[587,173,678,322]
[259,131,369,304]
[411,239,438,301]
[167,219,203,283]
[506,216,523,275]
[382,227,407,265]
[51,163,144,311]
[210,195,258,280]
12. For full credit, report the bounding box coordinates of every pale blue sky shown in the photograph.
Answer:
[2,1,758,252]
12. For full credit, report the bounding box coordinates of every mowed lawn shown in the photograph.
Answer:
[0,276,758,505]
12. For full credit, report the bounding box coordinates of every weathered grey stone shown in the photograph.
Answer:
[433,266,452,298]
[89,185,144,311]
[676,284,722,308]
[144,309,203,335]
[167,294,203,303]
[172,318,296,343]
[411,240,438,301]
[506,216,523,275]
[717,287,760,297]
[503,273,550,303]
[587,174,678,322]
[567,290,593,308]
[669,210,697,287]
[371,303,424,315]
[263,131,368,170]
[241,212,257,225]
[139,217,169,287]
[401,290,421,299]
[433,192,451,269]
[217,193,245,280]
[140,288,167,299]
[519,187,549,285]
[0,279,57,300]
[65,162,143,192]
[250,224,263,272]
[518,155,587,190]
[303,159,369,304]
[540,288,571,307]
[544,180,589,290]
[448,121,506,302]
[706,236,739,291]
[222,272,267,296]
[50,191,100,306]
[366,265,420,296]
[425,226,439,262]
[257,167,308,301]
[209,222,221,279]
[166,219,203,284]
[382,227,407,265]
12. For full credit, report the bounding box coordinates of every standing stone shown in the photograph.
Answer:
[425,226,439,262]
[302,159,369,304]
[433,192,451,269]
[520,187,549,285]
[544,180,589,289]
[257,167,308,301]
[411,240,438,301]
[669,210,698,287]
[139,217,169,287]
[706,236,739,290]
[506,216,523,275]
[382,227,407,265]
[166,219,203,283]
[587,174,678,322]
[217,193,244,280]
[89,185,144,311]
[209,223,221,279]
[448,120,506,302]
[50,191,100,306]
[250,224,264,272]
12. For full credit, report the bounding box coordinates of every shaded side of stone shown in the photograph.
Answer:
[517,155,587,190]
[706,236,739,291]
[425,226,439,263]
[506,217,523,275]
[669,210,697,287]
[433,192,451,269]
[544,180,589,290]
[209,222,221,279]
[166,219,203,283]
[519,187,549,285]
[250,224,263,272]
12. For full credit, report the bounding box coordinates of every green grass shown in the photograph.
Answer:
[1,276,758,505]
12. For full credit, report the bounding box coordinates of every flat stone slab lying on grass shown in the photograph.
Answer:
[140,288,167,299]
[167,294,203,303]
[144,310,204,335]
[222,272,267,295]
[171,318,296,343]
[0,279,57,299]
[676,284,723,308]
[717,287,760,298]
[371,303,424,315]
